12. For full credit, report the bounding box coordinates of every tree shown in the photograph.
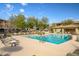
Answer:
[38,21,44,30]
[51,23,57,27]
[38,16,49,30]
[38,17,48,30]
[61,19,74,25]
[15,14,26,30]
[8,14,17,29]
[27,16,38,29]
[9,14,26,30]
[9,15,49,31]
[41,16,48,24]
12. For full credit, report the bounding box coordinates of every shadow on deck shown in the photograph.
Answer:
[0,46,23,52]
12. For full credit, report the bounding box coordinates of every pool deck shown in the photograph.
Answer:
[0,35,79,56]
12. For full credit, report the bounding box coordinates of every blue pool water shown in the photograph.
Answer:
[27,34,71,44]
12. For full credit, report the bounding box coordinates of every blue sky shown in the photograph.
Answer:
[0,3,79,23]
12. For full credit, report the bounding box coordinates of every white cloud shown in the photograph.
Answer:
[5,4,14,17]
[21,3,28,6]
[20,9,25,13]
[5,4,14,11]
[6,4,11,9]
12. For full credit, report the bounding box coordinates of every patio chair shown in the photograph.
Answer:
[0,36,19,47]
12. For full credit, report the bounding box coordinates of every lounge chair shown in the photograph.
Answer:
[0,36,19,47]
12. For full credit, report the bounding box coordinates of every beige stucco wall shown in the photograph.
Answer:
[75,28,79,34]
[53,27,79,34]
[53,29,62,33]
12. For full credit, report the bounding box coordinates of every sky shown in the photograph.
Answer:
[0,3,79,23]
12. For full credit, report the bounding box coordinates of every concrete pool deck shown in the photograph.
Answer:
[0,35,79,56]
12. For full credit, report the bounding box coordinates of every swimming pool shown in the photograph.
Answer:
[27,34,71,44]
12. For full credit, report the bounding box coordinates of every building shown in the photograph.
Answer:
[52,21,79,34]
[0,19,8,29]
[0,19,9,33]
